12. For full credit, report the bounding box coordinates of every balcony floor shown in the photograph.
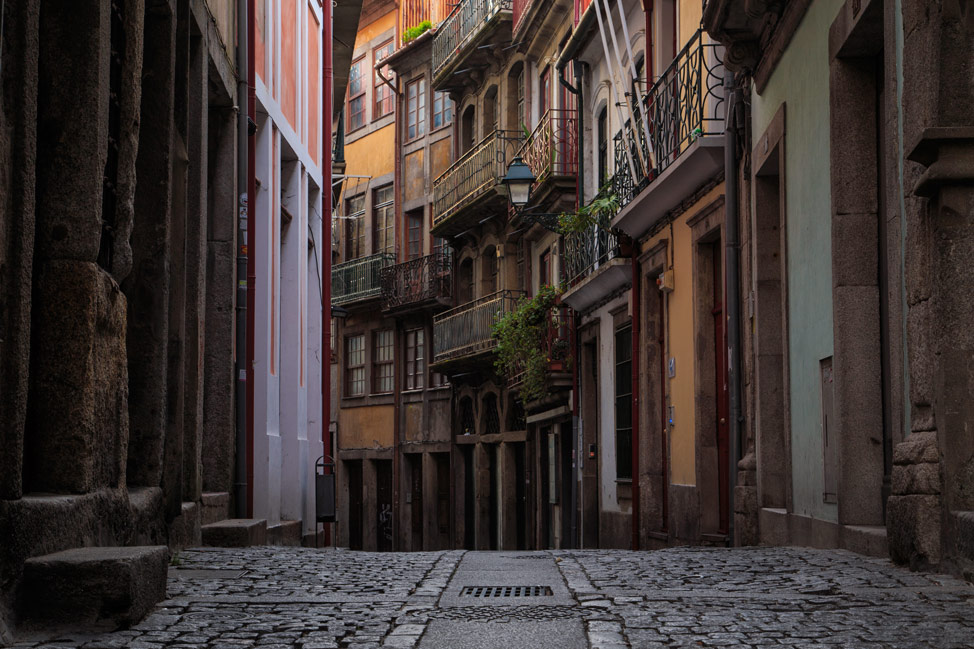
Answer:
[562,257,632,313]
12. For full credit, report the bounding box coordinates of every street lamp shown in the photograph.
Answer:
[501,157,536,209]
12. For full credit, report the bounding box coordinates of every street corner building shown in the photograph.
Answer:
[0,0,360,640]
[329,0,974,580]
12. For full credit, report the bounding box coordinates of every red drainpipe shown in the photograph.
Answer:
[631,245,640,551]
[246,0,257,518]
[322,0,334,546]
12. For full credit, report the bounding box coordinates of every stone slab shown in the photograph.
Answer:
[200,492,230,526]
[201,519,267,547]
[267,520,302,547]
[21,545,168,630]
[419,620,585,649]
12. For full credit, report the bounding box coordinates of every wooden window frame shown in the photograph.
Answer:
[372,329,395,394]
[405,327,425,390]
[406,77,427,141]
[373,40,395,120]
[432,90,453,131]
[373,185,395,255]
[345,334,366,397]
[347,56,367,132]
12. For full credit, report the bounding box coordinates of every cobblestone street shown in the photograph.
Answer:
[11,547,974,649]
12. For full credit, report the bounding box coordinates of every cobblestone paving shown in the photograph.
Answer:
[10,546,974,648]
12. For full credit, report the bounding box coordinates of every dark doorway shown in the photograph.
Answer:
[514,442,527,549]
[347,460,364,550]
[488,444,499,550]
[581,337,600,548]
[408,454,423,550]
[712,242,729,534]
[376,460,393,552]
[462,445,475,549]
[434,453,452,549]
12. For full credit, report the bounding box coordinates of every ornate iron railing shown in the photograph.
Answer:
[432,0,512,79]
[562,186,620,285]
[508,303,573,390]
[645,29,725,176]
[331,253,396,305]
[613,29,725,210]
[517,109,578,189]
[432,130,523,229]
[433,289,524,363]
[379,250,453,311]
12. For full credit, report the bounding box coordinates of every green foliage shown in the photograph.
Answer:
[402,21,433,44]
[557,188,620,234]
[492,285,563,404]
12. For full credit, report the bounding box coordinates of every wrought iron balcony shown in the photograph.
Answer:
[517,109,577,194]
[433,289,524,365]
[613,29,725,211]
[562,187,620,287]
[331,253,396,306]
[431,0,512,89]
[379,250,453,313]
[432,130,523,237]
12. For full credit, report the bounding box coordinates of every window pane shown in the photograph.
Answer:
[614,325,633,480]
[373,329,394,393]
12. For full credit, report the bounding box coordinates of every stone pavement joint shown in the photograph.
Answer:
[9,546,974,648]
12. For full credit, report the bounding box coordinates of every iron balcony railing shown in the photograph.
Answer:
[562,186,620,285]
[517,109,578,190]
[432,0,512,80]
[432,130,523,230]
[331,253,396,305]
[433,289,524,364]
[614,29,725,210]
[379,250,453,311]
[508,302,573,390]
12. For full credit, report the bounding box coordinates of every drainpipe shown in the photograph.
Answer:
[233,0,250,518]
[557,59,581,549]
[322,0,334,546]
[390,53,402,552]
[723,69,742,545]
[245,0,257,518]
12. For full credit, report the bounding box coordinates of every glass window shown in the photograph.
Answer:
[432,91,453,130]
[373,41,395,119]
[407,78,427,140]
[405,328,425,390]
[373,185,394,255]
[539,67,550,117]
[373,329,394,393]
[347,57,366,131]
[516,69,525,130]
[615,324,633,480]
[345,194,366,259]
[345,334,366,396]
[598,107,608,189]
[407,210,423,260]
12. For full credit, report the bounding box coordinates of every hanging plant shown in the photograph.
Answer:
[557,188,620,234]
[492,285,563,404]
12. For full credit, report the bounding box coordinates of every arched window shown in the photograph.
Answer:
[507,62,525,132]
[458,257,474,303]
[597,105,609,188]
[481,246,498,294]
[461,105,476,153]
[482,393,500,436]
[483,85,498,135]
[459,396,476,435]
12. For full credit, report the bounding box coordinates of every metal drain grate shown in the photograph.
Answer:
[460,585,553,598]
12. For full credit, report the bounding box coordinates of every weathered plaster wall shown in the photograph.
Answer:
[751,0,842,523]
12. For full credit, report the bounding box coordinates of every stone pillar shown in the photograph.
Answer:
[362,458,378,551]
[25,0,140,494]
[202,106,239,495]
[181,27,209,504]
[125,4,176,488]
[888,0,974,571]
[0,0,39,501]
[500,442,518,550]
[475,443,491,550]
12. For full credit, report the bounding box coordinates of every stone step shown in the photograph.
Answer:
[201,518,267,547]
[200,491,231,526]
[267,520,302,546]
[20,546,168,631]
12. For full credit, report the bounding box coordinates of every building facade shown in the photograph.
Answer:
[250,0,328,546]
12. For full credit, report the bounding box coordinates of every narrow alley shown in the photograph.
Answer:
[10,547,974,649]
